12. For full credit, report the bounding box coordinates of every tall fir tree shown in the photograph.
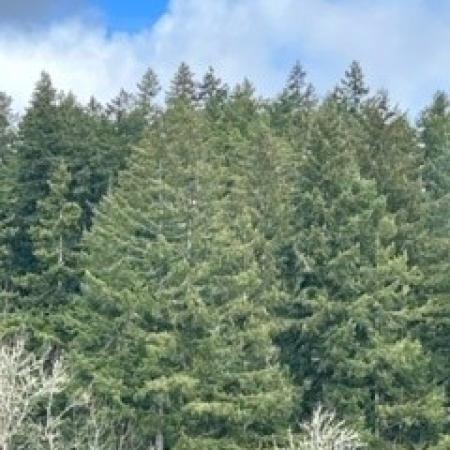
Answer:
[69,99,208,449]
[270,61,316,139]
[173,101,295,450]
[198,66,228,119]
[15,161,81,340]
[137,67,161,111]
[413,92,450,405]
[12,72,60,276]
[278,100,446,448]
[0,92,18,309]
[166,63,197,107]
[70,83,296,448]
[334,60,369,113]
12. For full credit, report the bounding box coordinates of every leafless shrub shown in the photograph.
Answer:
[274,404,365,450]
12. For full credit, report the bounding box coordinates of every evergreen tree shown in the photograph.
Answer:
[173,112,295,450]
[16,161,81,340]
[137,67,161,110]
[136,67,161,125]
[71,92,296,448]
[359,91,423,223]
[166,63,197,107]
[70,101,207,449]
[334,60,369,112]
[0,92,18,308]
[198,66,228,118]
[174,204,294,449]
[0,92,14,151]
[12,72,60,276]
[279,101,446,448]
[83,95,129,206]
[412,92,450,402]
[270,61,316,138]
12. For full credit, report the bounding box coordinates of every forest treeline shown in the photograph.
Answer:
[0,61,448,449]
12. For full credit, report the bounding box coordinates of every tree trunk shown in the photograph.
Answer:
[155,406,164,450]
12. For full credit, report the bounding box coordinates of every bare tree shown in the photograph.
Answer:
[274,404,365,450]
[0,336,152,450]
[0,336,67,450]
[0,336,91,450]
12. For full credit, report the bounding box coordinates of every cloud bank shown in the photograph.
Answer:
[0,0,449,115]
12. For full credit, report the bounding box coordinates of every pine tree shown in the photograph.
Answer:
[279,101,446,447]
[198,66,228,118]
[270,62,316,138]
[83,95,129,207]
[412,92,450,403]
[70,92,296,448]
[16,161,82,341]
[334,61,369,112]
[175,187,294,450]
[135,67,161,127]
[57,93,110,226]
[137,67,161,110]
[166,63,197,107]
[0,92,14,151]
[173,108,295,450]
[359,91,423,223]
[12,72,60,276]
[0,92,18,310]
[69,101,207,449]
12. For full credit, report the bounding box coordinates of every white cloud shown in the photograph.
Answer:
[0,0,449,115]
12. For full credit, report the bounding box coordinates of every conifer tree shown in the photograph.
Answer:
[334,60,369,112]
[137,67,161,110]
[413,92,450,402]
[166,63,197,107]
[12,72,60,275]
[16,161,81,340]
[270,61,316,138]
[70,99,207,449]
[198,66,228,119]
[106,88,148,150]
[174,186,294,450]
[71,83,296,448]
[0,92,18,309]
[279,101,446,448]
[173,111,295,450]
[359,91,423,222]
[135,67,161,129]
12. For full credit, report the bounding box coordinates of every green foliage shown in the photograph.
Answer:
[412,91,450,404]
[166,62,198,106]
[0,63,448,449]
[277,100,446,448]
[16,161,81,304]
[270,61,316,139]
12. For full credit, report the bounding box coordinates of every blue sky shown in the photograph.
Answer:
[90,0,169,32]
[0,0,449,116]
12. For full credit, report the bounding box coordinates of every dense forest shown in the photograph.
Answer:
[0,61,448,449]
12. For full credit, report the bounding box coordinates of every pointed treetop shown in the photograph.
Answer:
[86,96,104,116]
[31,71,57,106]
[335,60,369,111]
[137,67,161,108]
[106,88,135,122]
[0,92,13,162]
[285,61,314,100]
[232,78,255,100]
[278,61,316,112]
[166,62,197,106]
[198,66,228,104]
[422,91,449,119]
[0,92,12,133]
